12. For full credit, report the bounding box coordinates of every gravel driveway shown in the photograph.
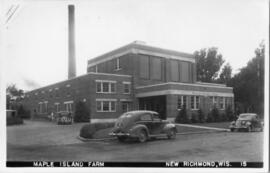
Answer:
[7,120,89,146]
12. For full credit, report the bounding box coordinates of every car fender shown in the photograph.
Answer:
[163,123,177,133]
[129,124,149,137]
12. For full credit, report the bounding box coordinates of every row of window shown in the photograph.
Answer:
[37,101,73,114]
[96,80,131,94]
[89,58,121,73]
[96,99,131,112]
[177,96,232,110]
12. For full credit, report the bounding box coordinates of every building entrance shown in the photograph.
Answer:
[138,96,166,119]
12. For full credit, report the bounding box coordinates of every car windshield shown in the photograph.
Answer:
[238,114,256,120]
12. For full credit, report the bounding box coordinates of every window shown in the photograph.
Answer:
[115,58,121,70]
[211,96,218,107]
[140,55,150,79]
[220,97,225,110]
[191,96,199,110]
[103,82,109,92]
[122,102,130,112]
[96,80,116,93]
[140,114,152,121]
[151,57,162,80]
[123,82,131,94]
[64,101,73,112]
[177,96,187,110]
[180,61,190,82]
[170,60,179,81]
[54,103,60,112]
[96,99,117,112]
[44,101,48,113]
[38,102,42,113]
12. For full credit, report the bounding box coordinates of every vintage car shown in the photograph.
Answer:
[109,110,177,142]
[56,111,73,125]
[229,113,263,132]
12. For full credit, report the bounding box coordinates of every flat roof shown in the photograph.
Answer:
[88,41,195,67]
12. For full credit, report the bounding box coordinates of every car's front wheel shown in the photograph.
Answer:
[137,130,147,143]
[167,129,177,139]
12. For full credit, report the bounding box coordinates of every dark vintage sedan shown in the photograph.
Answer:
[229,113,263,132]
[109,110,177,142]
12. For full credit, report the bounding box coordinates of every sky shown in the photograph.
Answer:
[3,0,268,91]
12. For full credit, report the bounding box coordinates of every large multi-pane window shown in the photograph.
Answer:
[38,101,48,113]
[211,96,218,107]
[219,97,225,110]
[123,82,131,94]
[54,103,60,113]
[171,60,179,82]
[122,102,130,112]
[96,99,117,112]
[140,55,150,79]
[191,96,199,110]
[151,57,162,80]
[114,58,121,70]
[177,95,187,110]
[64,101,73,112]
[96,80,116,93]
[180,61,190,82]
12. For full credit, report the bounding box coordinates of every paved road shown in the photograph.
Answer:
[7,131,263,162]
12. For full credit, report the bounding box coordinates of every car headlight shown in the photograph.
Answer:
[246,122,251,126]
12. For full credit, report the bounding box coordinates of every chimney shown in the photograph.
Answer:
[68,5,76,79]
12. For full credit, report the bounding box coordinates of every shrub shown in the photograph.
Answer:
[220,112,228,122]
[226,105,235,121]
[74,101,90,122]
[211,107,220,122]
[198,109,204,123]
[206,113,213,123]
[7,116,23,126]
[79,122,115,139]
[80,124,96,138]
[17,105,31,119]
[94,122,115,130]
[175,104,189,123]
[190,113,198,123]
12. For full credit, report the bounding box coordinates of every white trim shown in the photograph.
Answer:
[122,81,131,84]
[54,102,60,105]
[87,48,195,67]
[88,72,132,78]
[135,82,233,90]
[96,99,117,112]
[96,98,117,101]
[120,99,132,102]
[136,90,234,98]
[95,80,117,83]
[64,101,74,104]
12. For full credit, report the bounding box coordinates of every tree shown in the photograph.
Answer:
[229,42,264,116]
[6,84,24,109]
[175,104,189,123]
[194,47,225,82]
[74,101,90,122]
[218,63,232,84]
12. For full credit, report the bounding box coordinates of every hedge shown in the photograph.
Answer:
[79,122,115,139]
[7,116,23,126]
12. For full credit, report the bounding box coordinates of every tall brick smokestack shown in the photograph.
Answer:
[68,5,76,79]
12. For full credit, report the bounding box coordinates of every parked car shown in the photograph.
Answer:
[109,110,177,142]
[56,111,73,125]
[229,113,263,132]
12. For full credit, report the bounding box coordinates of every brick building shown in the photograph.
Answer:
[22,41,234,120]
